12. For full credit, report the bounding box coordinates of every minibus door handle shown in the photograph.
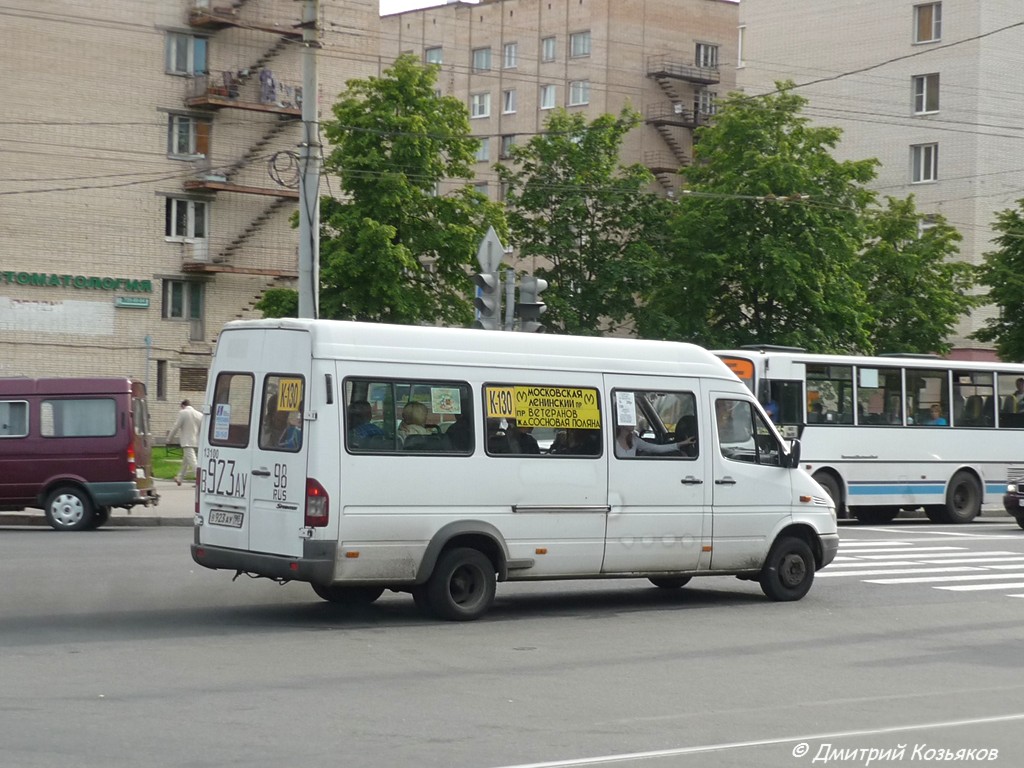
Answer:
[715,476,737,486]
[680,476,703,485]
[252,468,271,477]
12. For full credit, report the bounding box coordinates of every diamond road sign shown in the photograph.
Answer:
[476,226,505,273]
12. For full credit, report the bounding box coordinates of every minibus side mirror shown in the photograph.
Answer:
[786,438,801,468]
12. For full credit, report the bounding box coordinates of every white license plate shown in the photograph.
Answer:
[209,509,244,528]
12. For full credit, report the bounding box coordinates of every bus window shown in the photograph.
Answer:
[806,363,853,424]
[856,366,900,425]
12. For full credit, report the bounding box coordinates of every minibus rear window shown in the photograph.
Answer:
[0,400,29,438]
[210,373,254,447]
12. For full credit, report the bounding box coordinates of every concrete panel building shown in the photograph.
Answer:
[737,0,1024,359]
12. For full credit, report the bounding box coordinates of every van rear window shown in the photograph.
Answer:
[0,400,29,438]
[40,398,116,438]
[210,373,254,447]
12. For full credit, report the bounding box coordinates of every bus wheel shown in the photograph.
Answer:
[44,486,94,532]
[649,576,692,589]
[426,547,496,621]
[311,584,385,605]
[759,536,814,602]
[924,506,949,523]
[945,471,981,524]
[854,506,899,524]
[812,472,845,518]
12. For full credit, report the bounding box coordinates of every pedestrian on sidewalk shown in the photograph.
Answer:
[167,399,203,486]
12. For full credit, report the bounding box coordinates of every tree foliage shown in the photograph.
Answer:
[972,199,1024,360]
[637,83,880,352]
[254,287,298,319]
[317,54,506,326]
[858,196,975,354]
[495,108,671,335]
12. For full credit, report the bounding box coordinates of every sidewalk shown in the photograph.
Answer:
[0,480,195,528]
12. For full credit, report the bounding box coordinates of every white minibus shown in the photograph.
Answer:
[190,319,838,620]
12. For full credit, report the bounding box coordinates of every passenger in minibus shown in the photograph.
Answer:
[613,425,689,458]
[398,401,431,441]
[348,400,384,441]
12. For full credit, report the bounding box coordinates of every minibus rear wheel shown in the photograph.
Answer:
[759,536,814,601]
[86,507,111,530]
[425,547,496,621]
[311,584,385,605]
[44,486,94,532]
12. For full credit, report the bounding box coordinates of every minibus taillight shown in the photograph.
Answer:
[305,478,329,527]
[127,445,137,478]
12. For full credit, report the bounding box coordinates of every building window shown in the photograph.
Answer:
[500,134,515,159]
[473,181,489,196]
[503,42,518,69]
[472,47,492,73]
[569,31,591,58]
[568,80,590,106]
[475,137,490,163]
[425,46,443,64]
[738,25,746,68]
[162,279,205,340]
[912,73,939,113]
[540,85,556,110]
[165,198,208,240]
[156,360,168,401]
[502,89,517,114]
[696,43,719,69]
[541,36,556,62]
[166,32,207,75]
[911,143,938,183]
[168,115,211,158]
[695,90,717,115]
[470,92,491,118]
[914,3,941,43]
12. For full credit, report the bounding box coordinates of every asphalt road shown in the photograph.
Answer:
[2,519,1024,768]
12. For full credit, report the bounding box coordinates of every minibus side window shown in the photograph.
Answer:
[210,372,253,447]
[482,383,602,457]
[0,400,29,437]
[612,390,697,460]
[258,374,305,452]
[344,378,473,455]
[716,399,781,466]
[40,398,116,437]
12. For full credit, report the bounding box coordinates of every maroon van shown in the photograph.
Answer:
[0,377,159,530]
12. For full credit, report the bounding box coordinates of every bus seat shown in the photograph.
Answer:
[963,395,983,425]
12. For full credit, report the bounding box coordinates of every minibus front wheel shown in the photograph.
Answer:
[759,536,814,601]
[424,547,496,621]
[44,486,95,532]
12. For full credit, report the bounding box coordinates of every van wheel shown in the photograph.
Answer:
[44,486,94,532]
[1017,517,1024,531]
[759,536,814,602]
[945,471,981,524]
[425,547,496,621]
[86,507,111,530]
[311,584,384,605]
[649,576,692,589]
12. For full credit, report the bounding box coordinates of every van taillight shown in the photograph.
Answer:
[305,478,329,527]
[127,445,137,478]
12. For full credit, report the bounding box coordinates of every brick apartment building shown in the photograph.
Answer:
[1,0,737,430]
[737,0,1024,358]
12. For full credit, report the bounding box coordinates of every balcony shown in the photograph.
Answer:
[646,55,721,86]
[186,70,302,116]
[188,1,301,37]
[646,102,712,130]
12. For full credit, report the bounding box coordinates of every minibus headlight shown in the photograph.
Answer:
[1008,484,1018,494]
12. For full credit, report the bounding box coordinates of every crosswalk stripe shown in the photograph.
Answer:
[865,572,1024,584]
[818,566,980,578]
[838,546,964,554]
[937,582,1024,592]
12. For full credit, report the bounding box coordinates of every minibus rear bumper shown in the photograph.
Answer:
[190,542,336,583]
[819,533,840,568]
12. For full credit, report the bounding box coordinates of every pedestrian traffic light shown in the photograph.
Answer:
[516,274,548,333]
[473,271,502,330]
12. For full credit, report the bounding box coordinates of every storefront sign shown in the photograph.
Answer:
[0,271,153,293]
[114,296,151,308]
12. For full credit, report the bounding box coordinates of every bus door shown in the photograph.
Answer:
[203,329,311,558]
[603,377,710,573]
[709,392,793,570]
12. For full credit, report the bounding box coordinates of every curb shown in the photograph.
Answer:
[0,513,194,528]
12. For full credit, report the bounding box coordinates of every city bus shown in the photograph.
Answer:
[714,346,1024,524]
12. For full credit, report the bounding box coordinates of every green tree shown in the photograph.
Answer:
[972,199,1024,360]
[317,54,506,326]
[495,108,671,335]
[254,287,298,319]
[859,196,975,354]
[638,83,879,352]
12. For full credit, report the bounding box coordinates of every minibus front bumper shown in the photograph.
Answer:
[190,541,336,584]
[819,533,840,568]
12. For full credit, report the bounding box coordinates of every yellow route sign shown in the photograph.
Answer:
[277,378,303,411]
[485,385,601,429]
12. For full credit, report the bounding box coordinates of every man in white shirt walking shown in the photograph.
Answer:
[167,399,203,486]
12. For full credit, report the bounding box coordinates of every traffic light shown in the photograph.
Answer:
[516,274,548,333]
[472,271,502,330]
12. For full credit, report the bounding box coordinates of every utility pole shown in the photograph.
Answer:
[297,0,320,319]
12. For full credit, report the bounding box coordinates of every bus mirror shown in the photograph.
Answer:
[786,439,801,468]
